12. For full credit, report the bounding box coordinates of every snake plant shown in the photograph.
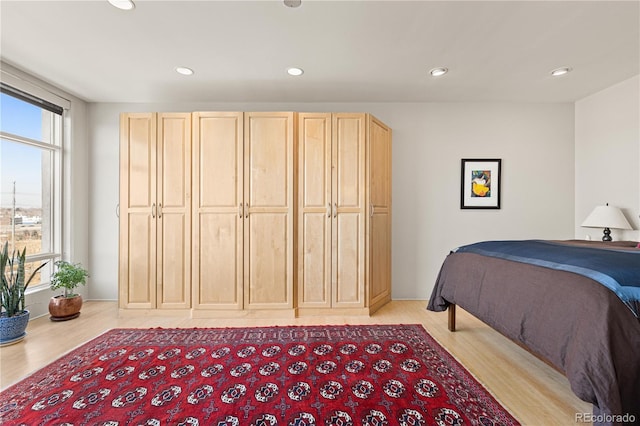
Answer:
[1,242,48,317]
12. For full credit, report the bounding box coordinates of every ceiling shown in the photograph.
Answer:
[1,0,638,104]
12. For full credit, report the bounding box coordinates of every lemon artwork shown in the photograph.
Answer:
[471,171,491,197]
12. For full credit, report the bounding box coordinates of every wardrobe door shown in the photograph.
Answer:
[244,112,295,309]
[297,113,332,308]
[192,112,244,310]
[119,113,157,309]
[156,113,191,309]
[332,113,366,308]
[368,115,392,312]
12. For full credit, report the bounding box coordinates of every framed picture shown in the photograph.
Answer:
[460,158,501,209]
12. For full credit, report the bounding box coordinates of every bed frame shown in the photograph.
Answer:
[446,302,567,374]
[448,304,456,332]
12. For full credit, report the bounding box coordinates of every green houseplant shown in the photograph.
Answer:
[48,260,89,321]
[1,242,48,345]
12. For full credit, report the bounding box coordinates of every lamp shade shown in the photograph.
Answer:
[581,205,632,230]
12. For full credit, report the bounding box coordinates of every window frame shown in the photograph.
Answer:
[0,72,69,290]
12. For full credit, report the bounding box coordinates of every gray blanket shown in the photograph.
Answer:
[427,240,640,425]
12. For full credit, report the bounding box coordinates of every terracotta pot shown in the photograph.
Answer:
[49,295,82,321]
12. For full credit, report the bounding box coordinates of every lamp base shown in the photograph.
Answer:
[602,227,612,242]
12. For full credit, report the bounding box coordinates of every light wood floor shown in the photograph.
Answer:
[0,300,591,424]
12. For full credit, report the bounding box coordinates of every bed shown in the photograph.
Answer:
[427,239,640,425]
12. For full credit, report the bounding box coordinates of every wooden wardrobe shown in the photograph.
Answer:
[119,113,191,311]
[296,113,392,314]
[119,111,391,316]
[191,111,295,315]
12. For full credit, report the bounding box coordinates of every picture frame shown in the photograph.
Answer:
[460,158,501,209]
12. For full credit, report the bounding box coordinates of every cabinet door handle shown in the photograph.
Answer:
[245,202,249,218]
[151,203,156,218]
[116,204,120,218]
[333,203,337,218]
[327,203,331,218]
[158,203,162,219]
[239,203,243,218]
[370,203,375,217]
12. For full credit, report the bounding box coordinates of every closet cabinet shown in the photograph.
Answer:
[367,115,392,312]
[191,112,295,313]
[297,113,391,314]
[120,110,388,316]
[119,113,191,310]
[191,112,243,310]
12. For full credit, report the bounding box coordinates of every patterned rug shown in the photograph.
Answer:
[0,324,519,425]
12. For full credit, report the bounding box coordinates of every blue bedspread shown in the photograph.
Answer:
[455,240,640,317]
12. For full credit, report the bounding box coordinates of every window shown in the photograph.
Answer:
[1,85,63,288]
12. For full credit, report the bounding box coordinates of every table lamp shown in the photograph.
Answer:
[581,203,632,241]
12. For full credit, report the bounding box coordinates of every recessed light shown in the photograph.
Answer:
[108,0,135,11]
[550,67,572,77]
[429,67,448,77]
[287,67,304,76]
[175,67,194,76]
[284,0,302,7]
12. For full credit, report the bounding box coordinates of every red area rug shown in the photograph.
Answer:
[0,325,519,425]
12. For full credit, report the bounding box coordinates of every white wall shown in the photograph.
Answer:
[89,101,575,301]
[575,75,640,241]
[5,64,631,309]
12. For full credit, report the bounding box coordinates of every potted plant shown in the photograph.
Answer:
[1,242,48,345]
[48,260,89,321]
